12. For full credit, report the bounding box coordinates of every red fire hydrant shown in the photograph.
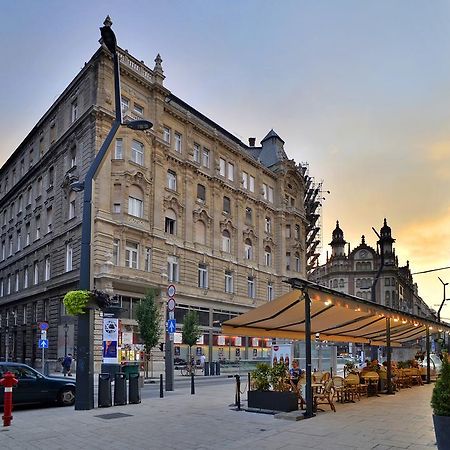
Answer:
[0,371,18,426]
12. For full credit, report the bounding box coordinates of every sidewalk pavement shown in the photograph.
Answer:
[0,378,437,450]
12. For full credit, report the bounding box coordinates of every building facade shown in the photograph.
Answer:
[309,220,433,319]
[0,43,311,369]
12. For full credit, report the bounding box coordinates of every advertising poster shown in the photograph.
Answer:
[271,344,292,368]
[103,318,119,364]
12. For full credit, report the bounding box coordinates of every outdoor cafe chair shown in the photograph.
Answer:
[332,376,347,403]
[313,379,336,412]
[344,373,363,400]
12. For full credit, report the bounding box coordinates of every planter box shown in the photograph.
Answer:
[248,390,298,412]
[433,415,450,450]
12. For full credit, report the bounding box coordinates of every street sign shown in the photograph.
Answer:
[39,322,49,331]
[167,319,176,333]
[40,330,47,340]
[169,311,174,320]
[167,298,176,311]
[38,339,48,349]
[167,284,176,298]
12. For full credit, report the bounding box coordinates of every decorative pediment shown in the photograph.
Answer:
[193,207,212,225]
[163,195,184,216]
[293,241,305,251]
[263,235,276,247]
[219,218,236,233]
[124,170,152,187]
[243,227,258,241]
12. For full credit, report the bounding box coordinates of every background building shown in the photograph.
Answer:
[0,43,314,370]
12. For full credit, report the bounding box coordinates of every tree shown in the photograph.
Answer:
[135,289,162,378]
[182,310,201,365]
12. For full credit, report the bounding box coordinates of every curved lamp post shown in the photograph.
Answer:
[74,17,152,410]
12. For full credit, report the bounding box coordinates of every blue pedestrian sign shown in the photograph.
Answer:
[38,339,49,349]
[167,319,176,333]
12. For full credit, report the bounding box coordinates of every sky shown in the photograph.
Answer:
[1,1,449,317]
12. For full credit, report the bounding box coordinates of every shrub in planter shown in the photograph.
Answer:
[63,290,92,315]
[251,363,271,391]
[431,353,450,450]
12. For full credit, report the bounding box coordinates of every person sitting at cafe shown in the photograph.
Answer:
[289,360,303,393]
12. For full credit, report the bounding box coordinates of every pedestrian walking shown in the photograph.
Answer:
[200,353,206,371]
[62,353,73,376]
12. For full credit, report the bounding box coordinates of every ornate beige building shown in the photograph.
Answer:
[0,43,309,368]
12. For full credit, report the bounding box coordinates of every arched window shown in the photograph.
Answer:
[355,262,362,271]
[167,170,177,191]
[264,246,272,266]
[165,209,177,235]
[222,230,231,252]
[195,220,206,245]
[294,252,301,272]
[385,290,391,306]
[339,279,344,288]
[332,279,338,288]
[128,185,144,218]
[244,238,253,260]
[355,279,361,288]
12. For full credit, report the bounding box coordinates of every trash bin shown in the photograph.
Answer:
[204,361,210,376]
[129,372,141,404]
[114,372,127,406]
[121,362,140,379]
[215,361,221,375]
[98,373,112,408]
[210,361,215,376]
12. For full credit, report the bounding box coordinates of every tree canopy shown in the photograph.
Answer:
[135,289,162,354]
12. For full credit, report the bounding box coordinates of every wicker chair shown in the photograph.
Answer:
[332,376,347,403]
[314,379,336,412]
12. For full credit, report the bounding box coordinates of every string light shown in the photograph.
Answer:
[324,300,332,306]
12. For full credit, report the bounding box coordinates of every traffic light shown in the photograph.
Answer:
[159,343,165,352]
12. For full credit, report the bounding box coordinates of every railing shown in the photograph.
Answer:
[118,51,153,83]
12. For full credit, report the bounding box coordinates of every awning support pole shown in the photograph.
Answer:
[426,326,431,384]
[303,290,315,419]
[386,318,394,395]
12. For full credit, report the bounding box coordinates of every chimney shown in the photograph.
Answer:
[248,137,256,147]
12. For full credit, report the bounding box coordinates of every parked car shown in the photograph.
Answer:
[420,354,443,378]
[0,362,76,407]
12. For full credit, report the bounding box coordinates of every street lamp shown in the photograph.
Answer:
[74,17,152,410]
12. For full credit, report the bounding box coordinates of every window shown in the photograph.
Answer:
[27,186,32,205]
[64,243,73,272]
[43,299,49,321]
[264,246,272,266]
[29,148,34,167]
[2,210,6,226]
[242,171,248,189]
[35,215,41,240]
[131,140,144,165]
[10,203,14,220]
[198,264,208,289]
[33,262,39,285]
[114,138,123,159]
[262,183,268,200]
[8,236,13,256]
[267,282,274,301]
[7,275,11,295]
[286,224,291,238]
[1,241,4,260]
[71,99,78,123]
[24,266,28,288]
[144,247,152,272]
[244,239,253,260]
[245,207,252,224]
[32,302,37,322]
[125,242,139,269]
[202,148,210,168]
[16,230,21,252]
[70,149,77,168]
[68,192,76,219]
[227,162,234,181]
[12,169,16,185]
[174,132,182,153]
[121,97,129,113]
[249,175,255,192]
[20,159,25,176]
[295,252,301,272]
[128,196,143,218]
[167,170,177,191]
[268,186,274,203]
[165,209,177,235]
[167,256,179,282]
[197,184,206,202]
[39,137,44,156]
[286,252,291,271]
[134,103,144,115]
[0,279,3,297]
[48,166,54,188]
[46,207,53,233]
[163,126,171,143]
[113,203,121,213]
[15,272,19,292]
[222,230,231,252]
[223,196,231,214]
[193,143,201,163]
[195,220,206,245]
[339,279,344,288]
[112,239,120,265]
[247,276,255,298]
[18,195,23,213]
[219,158,226,176]
[295,224,300,240]
[385,278,391,286]
[225,271,233,293]
[45,256,51,281]
[50,123,56,143]
[25,223,30,246]
[264,217,272,234]
[22,304,27,324]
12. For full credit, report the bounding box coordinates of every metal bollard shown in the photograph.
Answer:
[248,372,251,392]
[0,371,18,426]
[160,374,164,398]
[98,373,112,408]
[204,361,210,376]
[128,372,141,404]
[114,372,127,406]
[191,373,195,395]
[235,374,241,410]
[216,361,221,375]
[210,361,215,376]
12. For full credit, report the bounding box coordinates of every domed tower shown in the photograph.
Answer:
[378,218,395,262]
[329,220,346,257]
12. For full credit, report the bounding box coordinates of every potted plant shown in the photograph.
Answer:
[63,290,92,315]
[431,353,450,449]
[248,362,298,412]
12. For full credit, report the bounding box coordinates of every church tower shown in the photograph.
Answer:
[330,220,346,257]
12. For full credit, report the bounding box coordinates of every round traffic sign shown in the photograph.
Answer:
[167,284,176,298]
[167,298,176,312]
[39,322,49,331]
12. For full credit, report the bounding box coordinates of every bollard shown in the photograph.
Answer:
[248,372,251,392]
[114,372,127,406]
[216,361,221,375]
[160,374,164,398]
[210,361,215,376]
[330,366,333,378]
[98,373,112,408]
[191,373,195,395]
[128,372,141,404]
[204,361,210,376]
[0,371,18,426]
[235,374,241,410]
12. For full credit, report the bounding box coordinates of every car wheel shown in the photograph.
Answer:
[58,387,75,406]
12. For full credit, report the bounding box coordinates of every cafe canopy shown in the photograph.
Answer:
[222,280,450,347]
